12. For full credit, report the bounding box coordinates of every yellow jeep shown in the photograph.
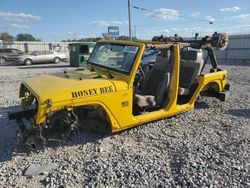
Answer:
[9,33,229,147]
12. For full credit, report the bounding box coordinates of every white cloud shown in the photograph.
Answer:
[191,11,200,17]
[77,35,85,38]
[220,6,240,12]
[92,20,109,26]
[112,21,123,25]
[147,8,179,20]
[92,20,129,26]
[164,29,170,33]
[10,23,30,29]
[0,23,30,29]
[191,27,214,33]
[83,34,97,38]
[170,28,180,31]
[226,25,250,35]
[123,21,129,25]
[240,25,250,29]
[233,14,250,19]
[0,12,41,21]
[239,25,250,33]
[206,16,215,22]
[111,20,129,25]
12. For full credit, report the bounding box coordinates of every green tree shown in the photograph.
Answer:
[16,33,40,41]
[78,37,102,42]
[116,35,138,41]
[0,32,14,41]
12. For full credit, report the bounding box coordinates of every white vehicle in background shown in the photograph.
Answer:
[16,50,68,65]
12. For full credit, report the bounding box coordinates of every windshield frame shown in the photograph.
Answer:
[88,42,140,76]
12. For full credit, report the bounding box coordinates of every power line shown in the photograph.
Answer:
[132,5,214,24]
[132,6,153,11]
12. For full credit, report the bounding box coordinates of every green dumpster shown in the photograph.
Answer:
[69,42,96,67]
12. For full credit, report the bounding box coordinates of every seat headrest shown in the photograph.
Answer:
[181,50,198,61]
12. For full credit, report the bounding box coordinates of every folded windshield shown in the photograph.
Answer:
[88,43,139,75]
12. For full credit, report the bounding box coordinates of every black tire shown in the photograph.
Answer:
[0,57,7,64]
[24,58,33,65]
[54,57,60,64]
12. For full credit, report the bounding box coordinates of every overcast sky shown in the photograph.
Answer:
[0,0,250,41]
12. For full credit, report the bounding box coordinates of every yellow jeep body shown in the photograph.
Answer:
[18,40,228,134]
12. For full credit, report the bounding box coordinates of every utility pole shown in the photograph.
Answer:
[134,25,136,39]
[128,0,132,41]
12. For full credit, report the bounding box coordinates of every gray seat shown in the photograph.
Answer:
[135,56,171,108]
[178,50,203,95]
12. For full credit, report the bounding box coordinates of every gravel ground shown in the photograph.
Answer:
[0,63,249,188]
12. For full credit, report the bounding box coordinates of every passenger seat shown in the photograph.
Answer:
[178,50,204,95]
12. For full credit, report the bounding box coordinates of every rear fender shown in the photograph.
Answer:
[202,82,221,92]
[200,81,229,101]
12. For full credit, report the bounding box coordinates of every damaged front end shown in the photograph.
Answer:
[9,84,80,148]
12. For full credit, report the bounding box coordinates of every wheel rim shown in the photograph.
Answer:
[0,57,6,64]
[25,59,32,65]
[55,58,60,63]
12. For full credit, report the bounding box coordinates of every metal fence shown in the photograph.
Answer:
[215,34,250,64]
[0,41,70,55]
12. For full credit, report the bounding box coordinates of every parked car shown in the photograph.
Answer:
[0,48,26,64]
[16,50,68,65]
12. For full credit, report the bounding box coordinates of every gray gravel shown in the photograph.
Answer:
[0,63,249,188]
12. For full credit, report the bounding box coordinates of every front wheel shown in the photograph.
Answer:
[0,57,7,64]
[24,58,33,65]
[54,57,60,64]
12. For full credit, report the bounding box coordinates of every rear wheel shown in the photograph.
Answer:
[0,57,7,64]
[24,58,33,65]
[54,57,60,64]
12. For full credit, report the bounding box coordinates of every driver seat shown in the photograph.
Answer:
[135,56,171,109]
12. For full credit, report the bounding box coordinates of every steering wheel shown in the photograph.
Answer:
[139,65,145,81]
[134,65,145,87]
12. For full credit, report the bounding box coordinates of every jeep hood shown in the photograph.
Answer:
[21,70,127,103]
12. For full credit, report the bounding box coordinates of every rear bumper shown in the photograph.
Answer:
[224,83,230,91]
[218,83,230,101]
